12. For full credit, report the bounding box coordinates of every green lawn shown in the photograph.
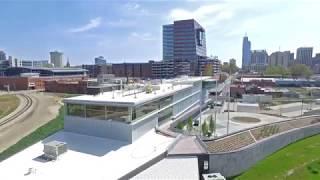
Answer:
[234,134,320,180]
[0,106,64,162]
[0,95,20,119]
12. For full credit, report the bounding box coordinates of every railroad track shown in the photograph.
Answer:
[0,94,33,127]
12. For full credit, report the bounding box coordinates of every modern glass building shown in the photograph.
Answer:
[162,24,174,61]
[242,35,251,68]
[64,77,215,143]
[173,19,206,61]
[162,19,207,62]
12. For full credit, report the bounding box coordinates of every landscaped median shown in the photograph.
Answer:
[234,134,320,180]
[0,106,64,162]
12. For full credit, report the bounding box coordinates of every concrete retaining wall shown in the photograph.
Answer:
[208,123,320,177]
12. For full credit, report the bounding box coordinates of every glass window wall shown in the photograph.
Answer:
[67,104,85,117]
[86,105,105,120]
[106,106,130,122]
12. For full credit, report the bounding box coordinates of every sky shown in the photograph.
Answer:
[0,0,319,66]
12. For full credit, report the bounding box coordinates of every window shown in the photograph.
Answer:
[158,107,173,123]
[86,105,105,120]
[133,101,159,120]
[106,106,130,122]
[159,96,173,109]
[67,103,85,117]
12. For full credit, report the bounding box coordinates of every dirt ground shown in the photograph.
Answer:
[0,92,62,152]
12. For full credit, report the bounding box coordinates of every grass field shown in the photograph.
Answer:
[0,95,20,119]
[234,134,320,180]
[0,106,64,161]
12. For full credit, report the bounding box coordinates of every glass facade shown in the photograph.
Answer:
[132,96,173,121]
[67,104,85,117]
[158,107,173,124]
[66,104,130,122]
[106,106,130,122]
[86,105,105,120]
[66,89,198,124]
[163,24,174,61]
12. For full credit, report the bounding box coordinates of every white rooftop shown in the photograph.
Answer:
[132,156,199,180]
[64,83,192,106]
[0,130,174,180]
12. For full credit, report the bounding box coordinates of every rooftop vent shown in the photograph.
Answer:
[43,141,67,160]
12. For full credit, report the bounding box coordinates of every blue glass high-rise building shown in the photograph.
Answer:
[162,19,207,61]
[162,24,174,61]
[242,35,251,68]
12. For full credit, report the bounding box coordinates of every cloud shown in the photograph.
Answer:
[168,3,233,29]
[130,32,156,41]
[107,19,136,28]
[123,2,150,16]
[125,3,140,10]
[69,17,102,33]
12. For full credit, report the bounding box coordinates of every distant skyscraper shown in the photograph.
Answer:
[50,51,63,68]
[296,47,313,66]
[0,50,6,61]
[249,50,268,72]
[242,35,251,68]
[162,24,174,61]
[94,56,107,65]
[269,51,291,68]
[251,50,268,64]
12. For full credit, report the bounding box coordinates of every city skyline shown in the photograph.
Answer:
[0,0,319,66]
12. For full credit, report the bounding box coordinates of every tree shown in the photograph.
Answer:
[203,64,213,76]
[289,64,313,79]
[265,66,290,77]
[209,115,215,134]
[221,60,239,74]
[202,121,209,136]
[187,117,193,132]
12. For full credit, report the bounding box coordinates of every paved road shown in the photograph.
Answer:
[0,92,62,153]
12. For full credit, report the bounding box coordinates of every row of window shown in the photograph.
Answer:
[66,96,174,122]
[66,104,130,122]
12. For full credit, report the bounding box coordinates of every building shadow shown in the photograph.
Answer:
[40,131,129,157]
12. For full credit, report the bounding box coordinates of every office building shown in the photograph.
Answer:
[95,56,107,65]
[197,57,221,76]
[173,19,206,61]
[112,62,152,78]
[0,50,6,61]
[64,76,214,142]
[247,50,268,72]
[242,35,251,68]
[50,51,63,68]
[162,24,174,61]
[150,60,174,79]
[19,60,49,67]
[296,47,313,66]
[82,64,113,78]
[269,51,291,68]
[163,19,206,62]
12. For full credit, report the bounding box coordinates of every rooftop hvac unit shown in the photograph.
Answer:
[202,173,226,180]
[43,141,67,160]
